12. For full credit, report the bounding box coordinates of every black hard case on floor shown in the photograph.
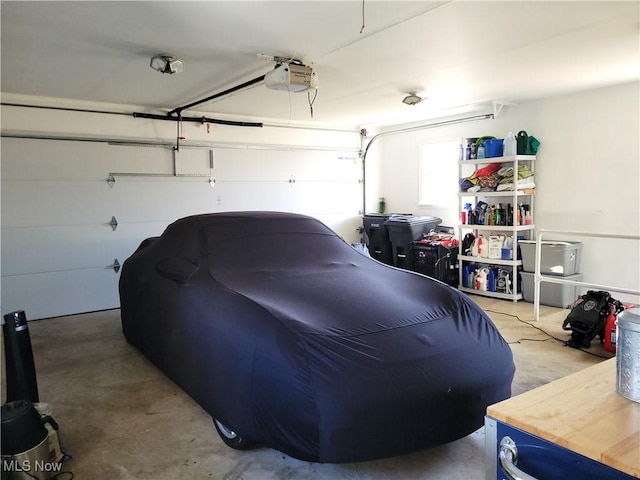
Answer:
[410,242,458,287]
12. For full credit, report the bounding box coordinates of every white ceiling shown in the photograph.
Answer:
[1,1,639,129]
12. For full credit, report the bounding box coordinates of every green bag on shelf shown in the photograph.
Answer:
[516,130,540,155]
[527,136,540,154]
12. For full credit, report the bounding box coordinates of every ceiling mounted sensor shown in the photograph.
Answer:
[150,55,184,74]
[264,62,318,93]
[402,93,423,106]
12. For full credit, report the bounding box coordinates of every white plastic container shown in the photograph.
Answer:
[503,132,517,156]
[488,235,504,259]
[477,235,488,258]
[476,268,488,291]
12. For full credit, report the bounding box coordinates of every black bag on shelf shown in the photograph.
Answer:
[516,131,529,155]
[461,233,475,256]
[516,130,540,155]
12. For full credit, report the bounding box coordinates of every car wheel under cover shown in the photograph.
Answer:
[213,418,255,450]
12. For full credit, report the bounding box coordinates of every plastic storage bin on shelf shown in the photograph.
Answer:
[384,215,442,269]
[483,138,504,158]
[519,240,582,276]
[520,271,583,308]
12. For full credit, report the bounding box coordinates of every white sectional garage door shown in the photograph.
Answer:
[1,137,361,320]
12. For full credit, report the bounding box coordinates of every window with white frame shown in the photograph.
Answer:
[418,140,459,206]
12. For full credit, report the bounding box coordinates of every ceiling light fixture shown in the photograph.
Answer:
[150,55,184,74]
[402,93,423,106]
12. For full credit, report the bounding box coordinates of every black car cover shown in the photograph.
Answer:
[120,211,515,463]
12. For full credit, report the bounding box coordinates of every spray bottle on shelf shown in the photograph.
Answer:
[495,203,503,225]
[481,203,490,225]
[461,202,471,224]
[524,204,533,225]
[518,204,525,226]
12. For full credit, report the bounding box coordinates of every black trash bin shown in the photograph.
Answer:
[362,214,393,265]
[384,215,442,269]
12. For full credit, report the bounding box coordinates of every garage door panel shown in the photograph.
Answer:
[1,269,120,320]
[1,138,175,180]
[1,180,112,227]
[1,222,169,276]
[2,178,222,227]
[106,178,222,223]
[291,151,360,182]
[214,149,360,182]
[207,182,293,212]
[213,149,303,181]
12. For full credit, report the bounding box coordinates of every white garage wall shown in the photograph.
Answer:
[1,105,362,319]
[369,81,640,303]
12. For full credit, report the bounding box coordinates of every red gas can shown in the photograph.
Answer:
[603,311,617,353]
[603,304,636,353]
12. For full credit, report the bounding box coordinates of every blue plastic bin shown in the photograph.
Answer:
[484,138,504,158]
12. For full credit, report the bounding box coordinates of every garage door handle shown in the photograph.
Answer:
[499,436,539,480]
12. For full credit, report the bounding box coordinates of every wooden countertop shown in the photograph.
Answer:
[487,358,639,478]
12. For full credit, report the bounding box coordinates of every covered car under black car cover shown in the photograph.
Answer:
[120,211,515,463]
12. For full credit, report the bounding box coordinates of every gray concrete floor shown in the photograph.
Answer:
[1,295,612,480]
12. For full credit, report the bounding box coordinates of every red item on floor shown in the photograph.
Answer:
[603,311,617,353]
[603,304,636,353]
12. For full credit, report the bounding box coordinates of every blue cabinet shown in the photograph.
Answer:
[485,359,639,480]
[485,418,635,480]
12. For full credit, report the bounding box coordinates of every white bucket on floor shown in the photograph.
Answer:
[616,307,640,403]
